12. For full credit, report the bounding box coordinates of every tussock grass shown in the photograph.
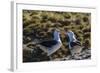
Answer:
[23,10,91,62]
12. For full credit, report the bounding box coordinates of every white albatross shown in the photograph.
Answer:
[37,29,62,56]
[66,30,82,59]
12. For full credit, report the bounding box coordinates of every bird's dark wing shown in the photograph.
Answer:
[70,41,81,48]
[39,40,58,47]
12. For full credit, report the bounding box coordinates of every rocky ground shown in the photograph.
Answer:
[23,43,91,62]
[61,48,91,61]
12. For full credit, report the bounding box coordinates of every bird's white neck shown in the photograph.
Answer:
[53,31,62,43]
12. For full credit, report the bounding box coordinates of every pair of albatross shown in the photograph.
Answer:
[31,28,82,57]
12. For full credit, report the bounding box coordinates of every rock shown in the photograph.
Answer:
[70,45,82,56]
[61,55,72,60]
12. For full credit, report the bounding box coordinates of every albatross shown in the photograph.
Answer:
[36,29,62,56]
[64,29,81,49]
[65,29,82,59]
